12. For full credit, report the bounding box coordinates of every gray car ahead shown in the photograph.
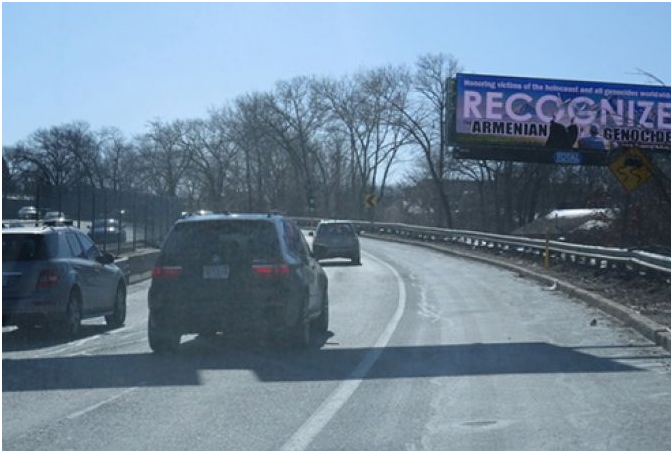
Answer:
[312,220,361,265]
[2,226,127,337]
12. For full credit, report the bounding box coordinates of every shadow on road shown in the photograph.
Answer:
[3,336,654,392]
[2,324,114,353]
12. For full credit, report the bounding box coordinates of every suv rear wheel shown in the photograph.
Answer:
[148,314,180,353]
[313,288,329,334]
[289,297,310,348]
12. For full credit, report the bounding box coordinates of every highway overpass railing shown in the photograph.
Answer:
[291,217,671,278]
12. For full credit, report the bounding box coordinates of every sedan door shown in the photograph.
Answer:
[75,233,118,313]
[65,232,100,314]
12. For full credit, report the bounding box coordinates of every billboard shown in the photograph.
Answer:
[452,73,671,159]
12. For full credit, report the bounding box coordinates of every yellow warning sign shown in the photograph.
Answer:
[609,147,654,192]
[364,193,378,209]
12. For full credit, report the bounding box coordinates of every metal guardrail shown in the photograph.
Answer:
[6,215,670,277]
[291,217,671,277]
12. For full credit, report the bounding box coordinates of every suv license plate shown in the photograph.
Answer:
[203,265,229,279]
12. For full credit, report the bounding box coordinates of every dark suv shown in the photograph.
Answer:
[147,213,329,353]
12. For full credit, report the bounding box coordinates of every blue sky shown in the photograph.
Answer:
[3,2,670,145]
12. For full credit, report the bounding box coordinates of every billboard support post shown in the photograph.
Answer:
[621,191,631,248]
[444,75,451,161]
[544,224,550,270]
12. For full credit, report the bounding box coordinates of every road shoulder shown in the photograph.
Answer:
[363,233,671,353]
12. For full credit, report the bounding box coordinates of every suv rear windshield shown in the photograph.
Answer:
[2,234,55,261]
[317,223,355,236]
[161,220,280,265]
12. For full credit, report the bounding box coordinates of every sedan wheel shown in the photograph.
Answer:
[59,290,82,338]
[105,283,126,328]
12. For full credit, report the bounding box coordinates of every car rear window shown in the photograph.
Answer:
[2,234,55,261]
[161,220,281,265]
[318,223,355,236]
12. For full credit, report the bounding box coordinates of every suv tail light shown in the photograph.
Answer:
[252,261,290,279]
[152,266,182,280]
[36,269,59,289]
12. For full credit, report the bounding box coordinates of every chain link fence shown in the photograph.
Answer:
[2,183,187,254]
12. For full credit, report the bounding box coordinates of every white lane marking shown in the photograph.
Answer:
[15,316,148,359]
[278,250,407,451]
[66,386,139,420]
[27,325,143,358]
[63,334,148,357]
[5,281,150,358]
[21,335,103,359]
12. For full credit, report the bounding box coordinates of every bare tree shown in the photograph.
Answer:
[381,54,461,226]
[137,120,192,196]
[261,77,327,212]
[5,122,101,189]
[181,113,239,210]
[316,67,410,218]
[98,127,137,191]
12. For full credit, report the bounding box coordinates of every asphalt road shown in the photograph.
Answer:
[3,237,671,451]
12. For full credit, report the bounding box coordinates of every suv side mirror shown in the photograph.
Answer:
[96,251,115,265]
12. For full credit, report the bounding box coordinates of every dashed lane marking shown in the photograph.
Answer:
[278,250,407,451]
